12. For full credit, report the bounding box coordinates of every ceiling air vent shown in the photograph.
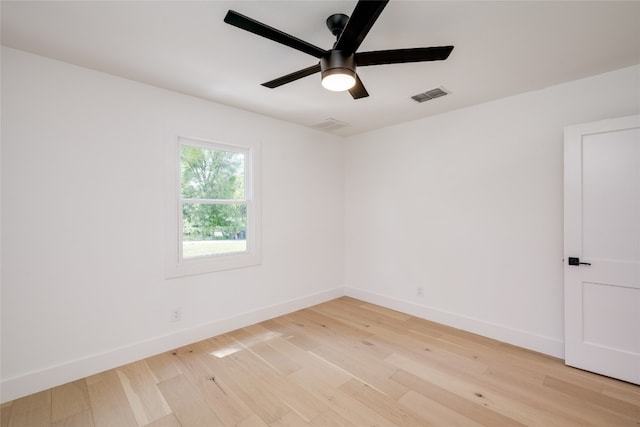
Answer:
[411,87,449,103]
[311,118,348,131]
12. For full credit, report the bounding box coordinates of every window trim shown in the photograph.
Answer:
[165,135,261,278]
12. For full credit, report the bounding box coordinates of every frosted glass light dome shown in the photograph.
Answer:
[321,72,356,92]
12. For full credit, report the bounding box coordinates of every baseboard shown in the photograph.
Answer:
[344,286,564,359]
[0,286,345,403]
[1,285,565,403]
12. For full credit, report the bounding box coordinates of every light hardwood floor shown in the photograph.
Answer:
[2,297,639,426]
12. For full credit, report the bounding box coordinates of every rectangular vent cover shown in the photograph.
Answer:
[311,118,348,131]
[412,87,449,103]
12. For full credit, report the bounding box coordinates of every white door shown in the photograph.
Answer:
[564,115,640,385]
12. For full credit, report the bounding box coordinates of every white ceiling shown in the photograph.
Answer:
[2,1,639,136]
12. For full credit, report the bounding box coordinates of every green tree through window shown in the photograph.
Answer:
[180,143,247,258]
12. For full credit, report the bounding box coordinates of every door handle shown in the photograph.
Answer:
[568,257,591,266]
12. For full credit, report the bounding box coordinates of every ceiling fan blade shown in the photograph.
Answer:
[348,74,369,99]
[224,10,326,58]
[262,64,321,88]
[335,0,388,53]
[356,46,454,66]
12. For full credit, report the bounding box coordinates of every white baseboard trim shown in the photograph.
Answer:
[0,287,345,403]
[1,285,564,403]
[344,286,564,359]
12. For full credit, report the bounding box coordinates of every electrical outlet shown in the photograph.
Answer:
[171,308,182,322]
[416,287,424,297]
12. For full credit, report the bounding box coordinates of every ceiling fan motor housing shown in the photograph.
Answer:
[320,50,356,80]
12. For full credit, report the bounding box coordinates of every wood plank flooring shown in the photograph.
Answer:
[2,297,639,426]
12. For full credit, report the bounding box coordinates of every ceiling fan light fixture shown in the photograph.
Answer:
[320,51,356,92]
[225,2,454,100]
[321,70,356,91]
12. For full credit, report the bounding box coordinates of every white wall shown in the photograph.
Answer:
[2,44,639,402]
[344,65,640,357]
[0,47,345,401]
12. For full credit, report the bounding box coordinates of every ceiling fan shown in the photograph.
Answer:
[224,0,454,99]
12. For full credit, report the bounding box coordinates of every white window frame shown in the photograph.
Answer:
[165,135,261,278]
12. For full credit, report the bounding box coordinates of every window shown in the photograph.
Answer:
[166,136,261,277]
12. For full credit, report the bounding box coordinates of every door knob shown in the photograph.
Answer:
[568,257,591,266]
